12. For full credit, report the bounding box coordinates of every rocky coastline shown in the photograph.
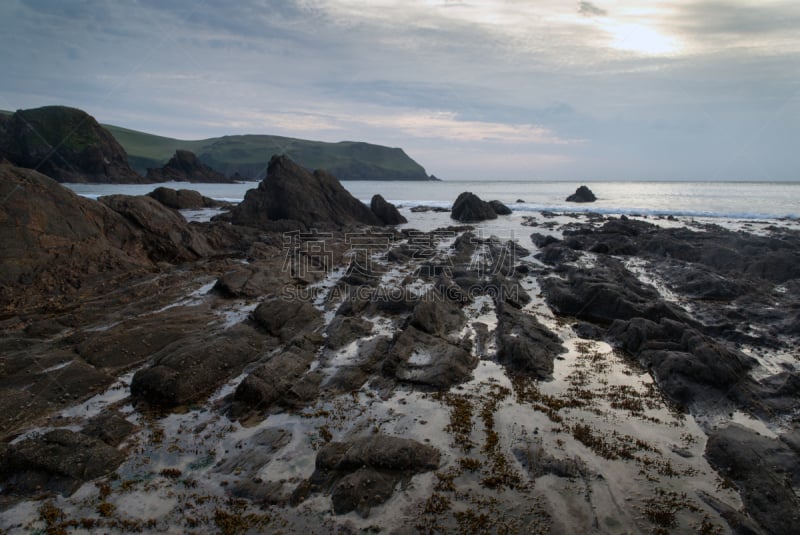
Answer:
[1,158,798,533]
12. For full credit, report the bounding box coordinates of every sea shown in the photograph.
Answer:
[66,180,800,221]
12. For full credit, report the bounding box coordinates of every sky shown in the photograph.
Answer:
[1,0,799,181]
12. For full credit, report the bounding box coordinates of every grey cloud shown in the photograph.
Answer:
[672,1,800,36]
[578,2,606,17]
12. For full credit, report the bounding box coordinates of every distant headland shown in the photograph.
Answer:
[0,105,437,183]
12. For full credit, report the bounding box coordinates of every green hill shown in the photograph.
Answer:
[102,124,432,181]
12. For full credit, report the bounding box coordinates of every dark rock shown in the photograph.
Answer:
[385,326,476,389]
[146,150,235,183]
[130,323,265,407]
[0,165,154,315]
[540,257,690,326]
[0,429,124,497]
[216,428,292,475]
[326,316,373,349]
[251,298,323,341]
[231,336,322,416]
[99,194,214,262]
[516,199,526,203]
[0,388,53,439]
[330,467,396,516]
[0,106,144,183]
[230,155,381,229]
[566,185,597,203]
[572,322,605,340]
[489,200,512,215]
[296,435,440,516]
[82,411,136,447]
[213,265,292,299]
[607,317,756,406]
[705,424,800,535]
[495,301,565,378]
[370,194,407,225]
[530,233,560,248]
[408,294,466,339]
[450,192,498,222]
[410,205,450,213]
[147,186,226,209]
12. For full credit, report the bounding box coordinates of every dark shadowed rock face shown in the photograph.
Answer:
[451,191,498,222]
[0,106,144,183]
[146,150,235,183]
[370,194,407,225]
[566,185,596,203]
[230,155,382,228]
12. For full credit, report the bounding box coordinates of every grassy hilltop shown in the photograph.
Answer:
[103,124,431,180]
[1,108,433,180]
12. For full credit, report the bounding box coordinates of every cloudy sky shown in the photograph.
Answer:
[2,0,799,180]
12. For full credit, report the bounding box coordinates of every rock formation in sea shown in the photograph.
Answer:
[450,191,498,222]
[230,154,383,228]
[0,106,144,183]
[370,194,407,225]
[145,149,235,183]
[147,186,228,210]
[566,185,597,202]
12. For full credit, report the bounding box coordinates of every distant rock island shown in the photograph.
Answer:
[0,105,437,183]
[566,185,597,203]
[146,149,235,183]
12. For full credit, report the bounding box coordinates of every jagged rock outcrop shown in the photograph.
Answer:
[451,191,498,222]
[0,106,144,183]
[145,150,235,183]
[370,194,407,225]
[566,185,597,203]
[230,155,382,229]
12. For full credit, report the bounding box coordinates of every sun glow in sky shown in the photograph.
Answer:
[1,0,799,180]
[604,22,680,55]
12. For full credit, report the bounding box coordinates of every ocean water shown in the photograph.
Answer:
[65,180,800,220]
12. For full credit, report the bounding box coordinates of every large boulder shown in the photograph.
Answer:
[146,150,235,183]
[370,194,407,225]
[230,155,382,228]
[566,185,596,203]
[0,106,144,183]
[450,191,497,222]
